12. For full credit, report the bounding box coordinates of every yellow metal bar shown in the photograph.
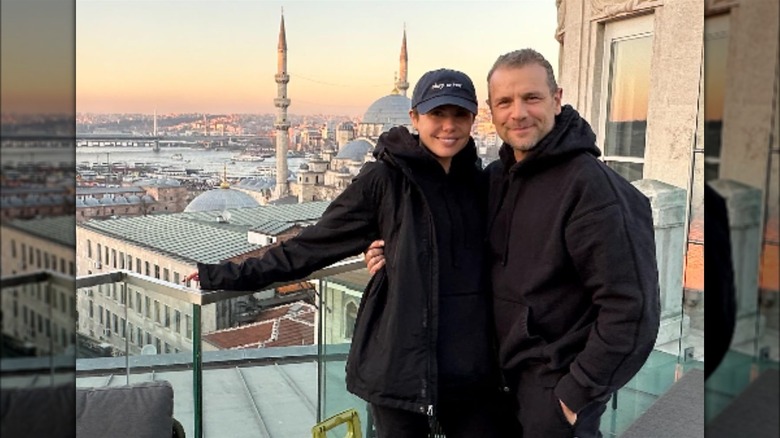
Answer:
[312,409,362,438]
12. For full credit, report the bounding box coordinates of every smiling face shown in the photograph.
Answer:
[488,63,562,162]
[410,104,475,172]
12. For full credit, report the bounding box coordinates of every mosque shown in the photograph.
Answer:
[187,15,413,212]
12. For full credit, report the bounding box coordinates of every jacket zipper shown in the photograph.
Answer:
[382,151,438,414]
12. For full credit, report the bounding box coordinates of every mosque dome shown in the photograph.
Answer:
[362,94,411,127]
[299,163,310,171]
[84,198,100,206]
[336,139,374,161]
[184,187,260,213]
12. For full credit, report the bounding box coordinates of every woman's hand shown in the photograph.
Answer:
[183,271,199,284]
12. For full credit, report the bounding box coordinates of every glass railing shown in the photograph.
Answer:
[1,261,721,438]
[1,270,76,388]
[71,259,365,438]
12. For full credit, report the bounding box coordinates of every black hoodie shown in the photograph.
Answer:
[485,105,661,413]
[198,126,496,413]
[375,126,495,399]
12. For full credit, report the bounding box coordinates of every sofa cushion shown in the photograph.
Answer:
[76,380,174,438]
[1,383,75,438]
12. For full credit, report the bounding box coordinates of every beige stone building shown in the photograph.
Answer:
[75,180,194,222]
[1,187,73,221]
[1,216,76,356]
[75,201,330,355]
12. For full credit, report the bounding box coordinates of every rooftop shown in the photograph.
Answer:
[5,216,75,247]
[203,301,316,349]
[78,201,330,263]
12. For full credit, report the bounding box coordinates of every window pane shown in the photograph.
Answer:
[606,161,644,182]
[604,35,652,160]
[704,14,729,180]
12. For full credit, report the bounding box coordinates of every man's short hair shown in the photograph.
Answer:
[487,48,559,99]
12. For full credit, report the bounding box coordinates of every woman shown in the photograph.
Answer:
[186,69,507,437]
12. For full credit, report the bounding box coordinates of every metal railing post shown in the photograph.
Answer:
[193,303,203,438]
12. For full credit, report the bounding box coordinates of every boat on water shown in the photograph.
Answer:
[171,153,184,161]
[231,153,265,162]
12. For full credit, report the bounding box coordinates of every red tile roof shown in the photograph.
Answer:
[203,301,315,350]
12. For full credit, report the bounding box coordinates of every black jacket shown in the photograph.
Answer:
[703,184,735,379]
[485,105,661,414]
[198,126,495,414]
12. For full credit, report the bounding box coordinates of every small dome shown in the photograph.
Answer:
[76,198,86,207]
[299,163,310,171]
[98,197,114,205]
[114,196,129,204]
[184,187,260,213]
[338,167,350,174]
[336,139,374,161]
[362,94,411,127]
[141,195,155,203]
[84,198,100,206]
[126,195,141,203]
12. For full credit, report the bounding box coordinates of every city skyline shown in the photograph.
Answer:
[75,1,559,116]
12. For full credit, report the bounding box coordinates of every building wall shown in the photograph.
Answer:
[75,226,208,354]
[557,0,702,189]
[76,202,154,222]
[75,185,192,222]
[322,283,362,345]
[1,203,71,221]
[1,224,75,355]
[717,0,779,190]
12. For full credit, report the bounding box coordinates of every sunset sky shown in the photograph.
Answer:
[1,0,75,115]
[74,0,559,116]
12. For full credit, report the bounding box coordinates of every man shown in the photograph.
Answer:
[367,49,660,437]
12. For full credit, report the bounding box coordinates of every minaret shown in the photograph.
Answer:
[273,10,290,199]
[396,26,409,97]
[152,109,160,152]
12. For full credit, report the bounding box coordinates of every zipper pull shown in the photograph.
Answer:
[426,404,437,436]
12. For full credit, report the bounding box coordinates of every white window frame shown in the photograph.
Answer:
[598,14,655,178]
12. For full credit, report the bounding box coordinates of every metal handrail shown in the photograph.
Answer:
[0,270,74,289]
[73,257,366,305]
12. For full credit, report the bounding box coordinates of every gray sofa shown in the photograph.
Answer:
[76,380,184,438]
